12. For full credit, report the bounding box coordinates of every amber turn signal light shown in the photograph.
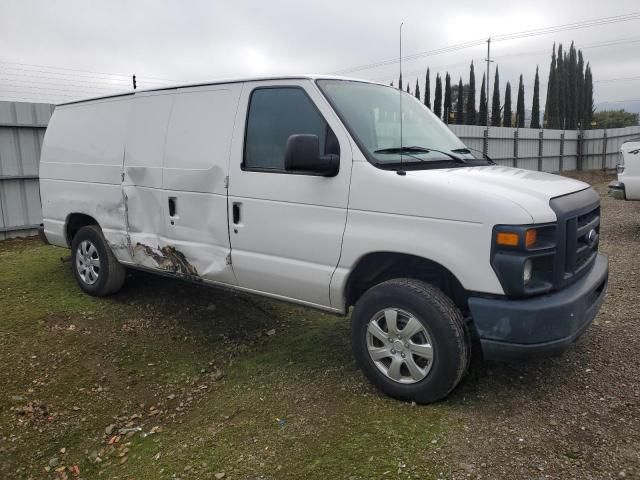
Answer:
[496,232,519,247]
[525,229,537,248]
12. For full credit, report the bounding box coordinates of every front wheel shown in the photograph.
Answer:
[351,278,469,404]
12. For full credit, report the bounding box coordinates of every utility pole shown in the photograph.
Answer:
[485,37,493,129]
[132,74,137,90]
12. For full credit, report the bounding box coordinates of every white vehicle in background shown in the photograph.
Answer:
[39,75,609,403]
[609,140,640,200]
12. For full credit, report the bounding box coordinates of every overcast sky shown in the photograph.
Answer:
[1,0,639,112]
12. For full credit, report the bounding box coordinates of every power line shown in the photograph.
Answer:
[330,11,640,76]
[0,77,125,92]
[374,36,640,86]
[492,12,640,42]
[0,59,184,83]
[0,82,126,96]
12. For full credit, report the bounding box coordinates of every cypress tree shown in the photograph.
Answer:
[456,77,464,124]
[531,66,541,129]
[415,78,420,100]
[516,74,525,128]
[406,83,411,94]
[390,81,394,87]
[545,43,559,129]
[434,74,442,119]
[503,82,512,127]
[490,67,501,127]
[425,68,431,109]
[584,63,594,128]
[399,73,403,90]
[577,50,585,128]
[444,73,452,124]
[478,73,487,126]
[567,42,578,129]
[557,43,565,128]
[466,61,476,125]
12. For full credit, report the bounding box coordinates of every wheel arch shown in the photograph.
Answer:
[343,251,469,311]
[65,213,99,247]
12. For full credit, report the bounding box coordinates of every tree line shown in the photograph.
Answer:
[392,41,595,129]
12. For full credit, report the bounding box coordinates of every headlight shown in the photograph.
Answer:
[491,224,557,297]
[523,259,533,283]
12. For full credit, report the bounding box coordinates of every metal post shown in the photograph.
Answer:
[537,130,544,172]
[486,37,491,130]
[483,127,489,157]
[513,128,519,168]
[602,129,608,170]
[577,129,583,171]
[559,132,565,172]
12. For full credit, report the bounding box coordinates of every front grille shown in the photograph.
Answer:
[564,206,600,279]
[550,188,601,290]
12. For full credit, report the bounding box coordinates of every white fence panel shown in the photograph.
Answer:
[449,124,640,172]
[517,128,540,171]
[0,101,54,240]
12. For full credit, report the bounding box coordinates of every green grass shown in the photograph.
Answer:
[0,238,458,480]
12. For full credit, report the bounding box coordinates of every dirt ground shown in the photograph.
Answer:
[0,170,638,480]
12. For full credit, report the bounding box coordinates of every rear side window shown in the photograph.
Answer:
[243,87,338,171]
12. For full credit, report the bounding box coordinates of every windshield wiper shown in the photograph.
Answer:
[374,146,466,163]
[451,147,496,164]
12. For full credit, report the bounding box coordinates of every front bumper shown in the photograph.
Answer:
[608,181,626,200]
[468,253,608,360]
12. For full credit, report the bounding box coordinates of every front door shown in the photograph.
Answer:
[227,80,352,308]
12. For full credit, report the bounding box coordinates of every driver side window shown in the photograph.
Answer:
[243,87,339,171]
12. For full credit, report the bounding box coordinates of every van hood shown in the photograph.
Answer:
[431,165,588,198]
[405,165,590,223]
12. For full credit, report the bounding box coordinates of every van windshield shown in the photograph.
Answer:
[317,79,486,169]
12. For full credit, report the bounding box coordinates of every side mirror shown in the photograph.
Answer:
[284,134,339,177]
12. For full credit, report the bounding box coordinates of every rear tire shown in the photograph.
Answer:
[351,278,469,404]
[71,225,126,296]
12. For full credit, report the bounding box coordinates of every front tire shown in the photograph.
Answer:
[351,278,469,404]
[71,225,126,296]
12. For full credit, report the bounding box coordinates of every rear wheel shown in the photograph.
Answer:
[351,278,469,403]
[71,225,125,296]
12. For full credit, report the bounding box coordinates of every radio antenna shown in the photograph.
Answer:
[398,22,406,176]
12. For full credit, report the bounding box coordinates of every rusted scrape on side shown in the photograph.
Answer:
[134,243,200,279]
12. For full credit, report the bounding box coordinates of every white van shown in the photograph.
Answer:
[609,139,640,200]
[39,75,608,403]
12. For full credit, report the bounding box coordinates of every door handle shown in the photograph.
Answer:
[168,197,177,225]
[232,202,241,224]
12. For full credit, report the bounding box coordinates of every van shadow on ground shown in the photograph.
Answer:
[106,268,584,408]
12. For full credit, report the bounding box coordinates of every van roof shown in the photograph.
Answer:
[57,74,383,107]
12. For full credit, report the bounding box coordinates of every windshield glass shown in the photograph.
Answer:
[317,79,480,167]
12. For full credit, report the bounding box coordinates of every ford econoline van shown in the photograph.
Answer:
[39,75,608,403]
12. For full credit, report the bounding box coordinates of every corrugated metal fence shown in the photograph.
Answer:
[0,101,54,240]
[450,124,640,171]
[0,100,639,240]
